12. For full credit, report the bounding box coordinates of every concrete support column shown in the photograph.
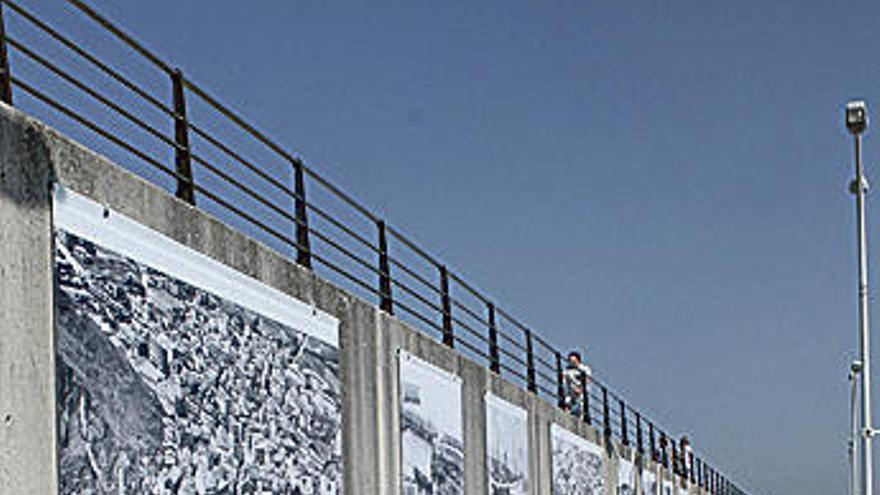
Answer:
[0,104,57,494]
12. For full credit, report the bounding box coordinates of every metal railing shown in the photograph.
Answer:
[0,2,747,494]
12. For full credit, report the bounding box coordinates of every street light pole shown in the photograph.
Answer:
[852,361,863,495]
[848,100,873,495]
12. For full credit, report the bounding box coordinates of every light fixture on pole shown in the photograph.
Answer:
[847,99,873,495]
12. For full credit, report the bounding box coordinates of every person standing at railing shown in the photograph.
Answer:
[659,434,670,468]
[679,436,693,482]
[562,351,592,418]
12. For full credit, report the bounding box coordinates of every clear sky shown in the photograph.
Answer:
[13,1,880,494]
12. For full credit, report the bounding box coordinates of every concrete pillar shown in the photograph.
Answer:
[0,104,57,494]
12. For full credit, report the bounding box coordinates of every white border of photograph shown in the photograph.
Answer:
[398,351,463,436]
[485,392,529,495]
[53,185,338,346]
[641,469,657,495]
[398,351,464,494]
[617,458,636,495]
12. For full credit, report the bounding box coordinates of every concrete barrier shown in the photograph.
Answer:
[0,103,693,495]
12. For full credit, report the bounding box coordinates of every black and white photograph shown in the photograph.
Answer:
[485,393,529,495]
[549,424,604,495]
[617,458,636,495]
[53,188,342,494]
[641,469,657,495]
[399,351,464,495]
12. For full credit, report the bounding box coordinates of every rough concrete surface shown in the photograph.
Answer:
[0,102,700,495]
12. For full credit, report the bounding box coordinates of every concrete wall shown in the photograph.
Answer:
[0,103,700,495]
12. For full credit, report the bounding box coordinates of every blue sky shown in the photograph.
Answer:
[14,1,880,494]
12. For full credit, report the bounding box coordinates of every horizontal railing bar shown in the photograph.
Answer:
[7,36,179,151]
[531,332,557,353]
[387,255,443,297]
[496,344,528,368]
[449,314,490,344]
[63,0,172,74]
[533,355,557,372]
[498,362,528,382]
[188,122,296,197]
[393,298,447,336]
[447,270,489,305]
[307,225,384,278]
[11,76,181,178]
[535,369,556,387]
[390,275,444,315]
[449,297,490,328]
[452,333,490,361]
[385,224,441,269]
[2,0,174,118]
[180,76,380,225]
[496,326,526,350]
[495,306,535,337]
[304,199,380,254]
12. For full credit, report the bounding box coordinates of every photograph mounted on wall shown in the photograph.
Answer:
[52,187,342,494]
[661,477,674,495]
[641,469,657,495]
[617,458,636,495]
[399,351,464,495]
[485,393,529,495]
[550,424,604,495]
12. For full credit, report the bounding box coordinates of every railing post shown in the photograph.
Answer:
[439,265,453,348]
[711,468,716,494]
[696,457,702,488]
[0,3,12,105]
[170,69,194,205]
[292,157,311,269]
[602,386,611,440]
[649,422,656,461]
[487,302,500,373]
[524,330,537,393]
[671,441,678,476]
[619,399,628,446]
[635,412,644,456]
[660,431,669,469]
[582,374,591,425]
[377,220,393,313]
[689,451,696,484]
[555,351,565,408]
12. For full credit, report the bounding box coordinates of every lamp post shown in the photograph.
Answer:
[847,99,873,495]
[852,360,863,495]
